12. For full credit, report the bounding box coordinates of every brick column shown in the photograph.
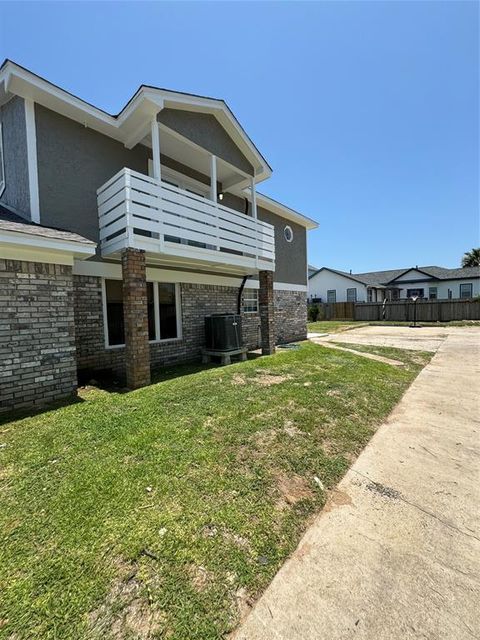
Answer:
[121,248,151,389]
[259,270,276,355]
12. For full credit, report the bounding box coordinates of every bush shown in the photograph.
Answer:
[308,304,320,322]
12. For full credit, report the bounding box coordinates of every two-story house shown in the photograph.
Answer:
[0,60,317,412]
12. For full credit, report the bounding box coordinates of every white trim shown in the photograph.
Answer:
[0,228,95,256]
[151,118,161,180]
[0,245,74,265]
[73,259,307,291]
[24,98,40,223]
[0,122,5,197]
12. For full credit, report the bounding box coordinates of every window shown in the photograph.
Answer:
[0,123,5,197]
[243,289,258,313]
[460,283,473,299]
[284,225,293,243]
[448,289,452,300]
[105,279,125,346]
[367,289,373,302]
[327,289,336,303]
[346,287,357,302]
[407,288,424,299]
[103,279,180,347]
[428,287,438,300]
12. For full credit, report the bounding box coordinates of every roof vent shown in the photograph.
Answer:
[350,269,352,274]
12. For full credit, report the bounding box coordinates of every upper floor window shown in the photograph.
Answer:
[428,287,438,300]
[460,283,473,299]
[327,289,336,303]
[0,123,5,197]
[243,289,258,313]
[346,287,357,302]
[103,279,181,347]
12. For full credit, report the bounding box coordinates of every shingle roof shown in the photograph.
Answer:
[309,264,480,286]
[0,205,95,245]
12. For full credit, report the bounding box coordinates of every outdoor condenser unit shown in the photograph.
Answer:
[204,314,243,351]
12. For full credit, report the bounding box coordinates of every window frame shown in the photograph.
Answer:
[459,283,473,299]
[428,287,438,300]
[346,287,357,302]
[0,123,5,197]
[102,278,182,349]
[284,225,294,243]
[242,288,259,314]
[327,289,336,304]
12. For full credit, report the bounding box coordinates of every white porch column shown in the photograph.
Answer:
[210,155,217,202]
[151,118,161,181]
[250,176,257,219]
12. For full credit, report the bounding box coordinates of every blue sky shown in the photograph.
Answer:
[0,1,478,271]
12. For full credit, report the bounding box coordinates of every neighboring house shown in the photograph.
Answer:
[308,266,480,303]
[0,60,317,412]
[308,264,319,278]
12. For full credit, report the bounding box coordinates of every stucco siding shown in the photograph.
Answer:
[158,109,254,176]
[35,104,150,243]
[0,96,30,217]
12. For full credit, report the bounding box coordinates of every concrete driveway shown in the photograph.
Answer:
[234,327,480,640]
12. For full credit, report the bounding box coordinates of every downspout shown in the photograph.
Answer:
[237,275,251,315]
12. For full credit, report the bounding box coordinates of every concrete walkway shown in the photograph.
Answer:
[234,328,480,640]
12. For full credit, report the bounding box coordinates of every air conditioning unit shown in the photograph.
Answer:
[204,314,243,351]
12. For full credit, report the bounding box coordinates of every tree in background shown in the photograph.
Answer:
[461,248,480,267]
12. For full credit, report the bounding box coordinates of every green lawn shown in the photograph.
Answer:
[0,342,430,640]
[307,320,364,333]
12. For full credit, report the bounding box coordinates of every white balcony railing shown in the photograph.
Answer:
[97,168,275,272]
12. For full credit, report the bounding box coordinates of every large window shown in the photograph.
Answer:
[104,279,180,347]
[346,287,357,302]
[407,288,424,299]
[460,283,473,299]
[0,123,5,197]
[243,289,258,313]
[327,289,336,303]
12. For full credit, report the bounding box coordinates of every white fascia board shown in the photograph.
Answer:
[0,228,96,259]
[0,62,269,177]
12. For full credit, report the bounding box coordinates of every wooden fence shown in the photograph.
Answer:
[354,299,480,322]
[310,299,480,323]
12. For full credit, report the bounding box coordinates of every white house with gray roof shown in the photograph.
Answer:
[308,265,480,303]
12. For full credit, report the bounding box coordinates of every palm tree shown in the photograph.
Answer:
[461,248,480,268]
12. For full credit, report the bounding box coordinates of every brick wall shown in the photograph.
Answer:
[0,259,77,413]
[275,289,307,343]
[73,275,305,378]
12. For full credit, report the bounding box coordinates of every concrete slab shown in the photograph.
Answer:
[233,327,480,640]
[315,325,454,352]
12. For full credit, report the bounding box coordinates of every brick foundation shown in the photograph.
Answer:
[122,249,151,389]
[0,259,77,413]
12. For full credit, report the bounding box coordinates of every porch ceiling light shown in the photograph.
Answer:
[218,192,224,201]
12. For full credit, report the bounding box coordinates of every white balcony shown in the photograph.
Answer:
[97,168,275,274]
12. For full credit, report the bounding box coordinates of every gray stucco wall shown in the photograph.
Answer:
[221,192,307,286]
[35,104,150,243]
[158,109,254,176]
[0,96,30,217]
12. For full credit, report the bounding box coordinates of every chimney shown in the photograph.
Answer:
[350,269,352,274]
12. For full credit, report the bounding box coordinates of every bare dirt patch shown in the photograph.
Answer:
[88,560,165,639]
[323,489,354,514]
[188,564,213,592]
[231,374,247,386]
[275,472,314,506]
[253,373,292,386]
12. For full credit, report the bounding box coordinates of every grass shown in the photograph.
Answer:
[0,342,430,640]
[307,320,365,333]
